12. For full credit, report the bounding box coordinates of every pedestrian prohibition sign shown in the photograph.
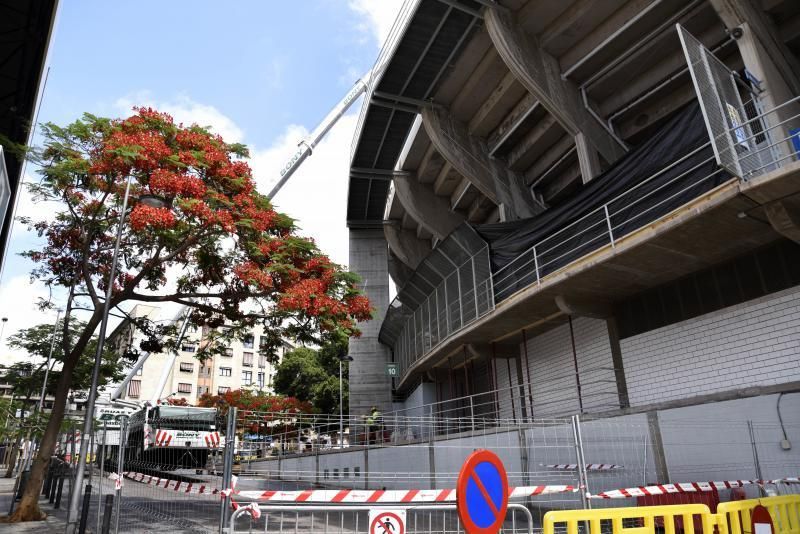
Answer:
[456,449,509,534]
[369,509,406,534]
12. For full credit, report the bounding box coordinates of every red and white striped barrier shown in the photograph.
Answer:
[542,464,623,471]
[232,484,577,503]
[205,431,221,448]
[589,478,800,499]
[154,430,174,447]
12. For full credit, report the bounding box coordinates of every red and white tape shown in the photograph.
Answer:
[543,464,623,470]
[590,478,800,499]
[120,471,574,503]
[117,472,226,496]
[231,484,576,503]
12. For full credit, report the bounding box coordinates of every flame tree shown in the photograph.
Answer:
[8,108,371,522]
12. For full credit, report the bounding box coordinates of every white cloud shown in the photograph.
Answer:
[114,93,245,143]
[348,0,405,48]
[0,275,58,367]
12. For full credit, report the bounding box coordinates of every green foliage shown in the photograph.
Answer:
[272,337,349,415]
[4,319,129,397]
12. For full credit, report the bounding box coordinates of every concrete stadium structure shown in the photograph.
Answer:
[345,0,800,435]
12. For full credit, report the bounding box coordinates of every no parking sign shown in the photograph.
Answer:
[456,449,509,534]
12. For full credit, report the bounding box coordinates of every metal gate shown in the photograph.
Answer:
[677,24,779,179]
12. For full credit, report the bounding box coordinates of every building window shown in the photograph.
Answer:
[257,372,265,388]
[197,386,208,396]
[177,383,192,394]
[258,355,266,368]
[242,352,253,367]
[242,334,254,349]
[324,469,329,479]
[344,467,349,478]
[223,348,233,358]
[219,367,232,377]
[128,380,141,398]
[354,466,360,477]
[179,362,194,373]
[242,370,252,386]
[259,336,269,351]
[182,344,196,353]
[217,386,230,395]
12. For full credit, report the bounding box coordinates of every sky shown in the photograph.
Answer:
[0,0,404,365]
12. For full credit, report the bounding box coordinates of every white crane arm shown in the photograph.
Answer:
[267,71,372,200]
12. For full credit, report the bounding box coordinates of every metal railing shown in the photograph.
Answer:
[393,245,495,380]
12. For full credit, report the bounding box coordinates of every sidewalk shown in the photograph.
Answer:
[0,472,72,532]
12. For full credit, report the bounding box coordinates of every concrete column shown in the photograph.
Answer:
[709,1,800,158]
[485,7,627,165]
[348,228,393,417]
[422,105,544,220]
[575,132,602,184]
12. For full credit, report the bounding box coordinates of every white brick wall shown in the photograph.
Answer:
[621,285,800,406]
[521,317,617,416]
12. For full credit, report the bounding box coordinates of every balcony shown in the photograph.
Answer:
[381,96,800,389]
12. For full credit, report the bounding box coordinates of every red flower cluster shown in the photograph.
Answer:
[149,168,206,199]
[233,262,273,290]
[129,204,177,231]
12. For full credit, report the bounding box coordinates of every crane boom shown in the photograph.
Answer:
[267,71,372,200]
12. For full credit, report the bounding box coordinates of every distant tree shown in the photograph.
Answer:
[273,336,349,416]
[5,319,127,399]
[196,389,311,436]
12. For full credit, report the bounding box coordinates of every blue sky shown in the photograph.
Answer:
[0,0,403,363]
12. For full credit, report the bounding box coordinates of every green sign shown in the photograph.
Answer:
[386,362,399,377]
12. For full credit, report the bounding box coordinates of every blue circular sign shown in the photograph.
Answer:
[457,449,509,534]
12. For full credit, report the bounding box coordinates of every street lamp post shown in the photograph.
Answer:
[38,309,61,413]
[66,175,134,530]
[338,354,353,449]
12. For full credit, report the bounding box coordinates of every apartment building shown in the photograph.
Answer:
[110,305,292,406]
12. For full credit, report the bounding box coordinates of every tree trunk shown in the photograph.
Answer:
[7,312,101,522]
[3,438,20,478]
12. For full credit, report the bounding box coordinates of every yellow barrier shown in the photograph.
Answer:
[717,495,800,534]
[543,504,718,534]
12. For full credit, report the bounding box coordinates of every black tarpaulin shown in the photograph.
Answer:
[474,102,731,283]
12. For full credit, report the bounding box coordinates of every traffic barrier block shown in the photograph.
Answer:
[543,504,718,534]
[717,495,800,534]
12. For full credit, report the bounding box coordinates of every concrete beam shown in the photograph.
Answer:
[524,134,575,185]
[507,113,559,172]
[487,92,538,153]
[485,7,627,165]
[422,105,543,220]
[384,222,431,269]
[554,295,612,319]
[575,132,602,184]
[387,248,415,289]
[709,0,800,96]
[468,70,526,138]
[393,172,464,241]
[765,198,800,244]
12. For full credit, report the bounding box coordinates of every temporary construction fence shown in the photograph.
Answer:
[76,401,799,533]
